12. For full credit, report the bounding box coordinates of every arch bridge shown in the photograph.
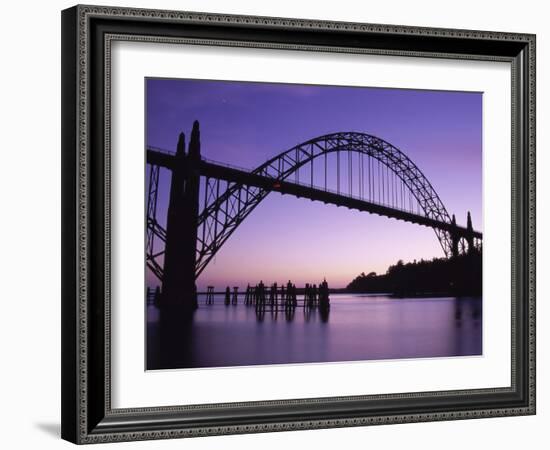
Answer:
[146,121,482,310]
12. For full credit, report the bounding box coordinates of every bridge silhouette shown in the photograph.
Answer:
[146,120,482,313]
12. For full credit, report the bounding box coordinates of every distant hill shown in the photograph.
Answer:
[346,250,482,296]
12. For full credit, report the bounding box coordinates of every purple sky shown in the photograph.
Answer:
[146,78,482,290]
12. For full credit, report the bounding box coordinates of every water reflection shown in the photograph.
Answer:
[252,300,329,323]
[147,294,482,370]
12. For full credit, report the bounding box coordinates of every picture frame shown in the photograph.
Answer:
[61,4,536,444]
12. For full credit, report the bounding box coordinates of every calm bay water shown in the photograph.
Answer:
[146,294,482,370]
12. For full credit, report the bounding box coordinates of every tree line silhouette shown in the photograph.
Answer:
[347,250,482,296]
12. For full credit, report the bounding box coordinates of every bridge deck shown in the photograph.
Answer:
[200,159,482,238]
[147,149,482,239]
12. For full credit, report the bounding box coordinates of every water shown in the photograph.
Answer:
[146,294,482,370]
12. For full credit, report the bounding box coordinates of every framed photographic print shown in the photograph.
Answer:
[61,4,536,444]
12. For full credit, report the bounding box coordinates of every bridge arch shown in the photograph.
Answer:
[196,132,454,276]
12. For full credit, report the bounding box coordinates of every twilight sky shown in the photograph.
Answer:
[146,78,482,290]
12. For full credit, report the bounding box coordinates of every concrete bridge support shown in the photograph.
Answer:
[160,121,201,315]
[451,214,459,258]
[466,211,475,252]
[450,211,477,257]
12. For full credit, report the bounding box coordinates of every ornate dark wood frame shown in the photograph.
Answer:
[61,4,536,444]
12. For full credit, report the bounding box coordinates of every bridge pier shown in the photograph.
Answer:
[451,214,459,258]
[160,121,202,316]
[450,211,479,258]
[466,211,475,253]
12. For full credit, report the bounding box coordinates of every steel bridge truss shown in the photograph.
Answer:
[146,164,165,280]
[195,132,455,276]
[147,132,471,281]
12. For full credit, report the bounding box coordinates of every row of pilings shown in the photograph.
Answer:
[147,280,331,319]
